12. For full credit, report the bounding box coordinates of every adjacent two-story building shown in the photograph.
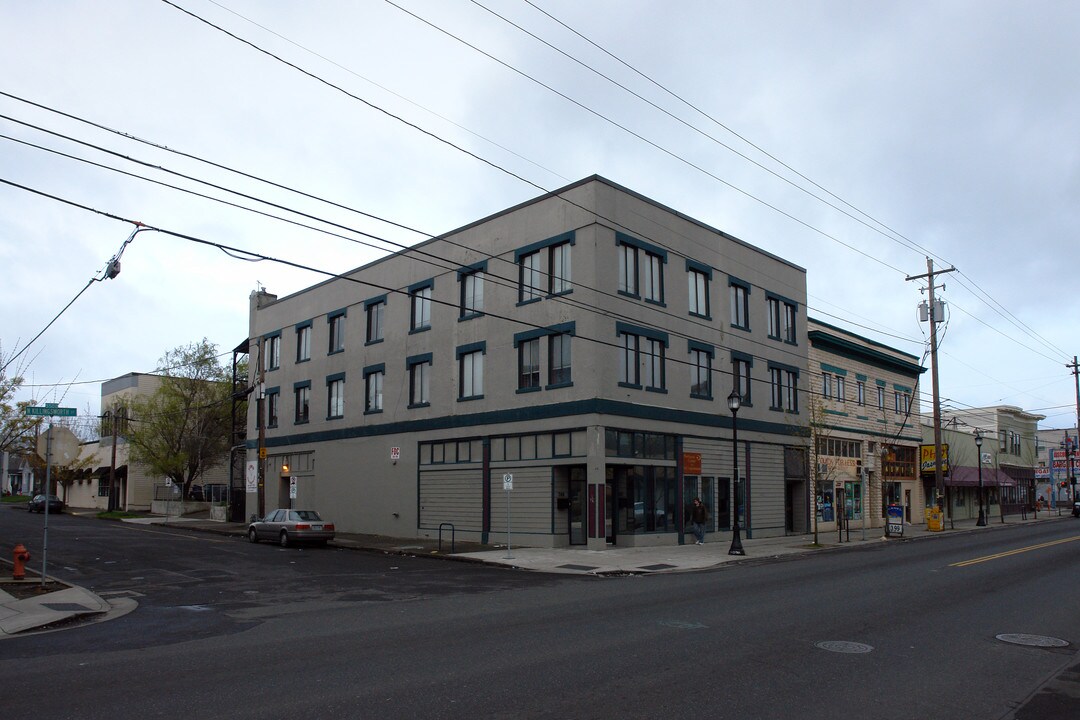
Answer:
[246,176,813,549]
[807,318,926,533]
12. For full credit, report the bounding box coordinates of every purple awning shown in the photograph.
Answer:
[945,466,1016,487]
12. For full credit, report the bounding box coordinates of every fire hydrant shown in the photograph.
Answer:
[12,544,30,580]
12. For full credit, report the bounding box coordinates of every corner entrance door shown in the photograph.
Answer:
[569,473,586,545]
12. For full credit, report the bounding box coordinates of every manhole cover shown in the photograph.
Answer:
[996,634,1069,648]
[816,641,873,654]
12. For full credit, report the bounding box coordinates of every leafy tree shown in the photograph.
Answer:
[125,340,238,501]
[0,344,39,457]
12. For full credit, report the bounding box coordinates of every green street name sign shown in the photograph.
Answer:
[25,406,77,417]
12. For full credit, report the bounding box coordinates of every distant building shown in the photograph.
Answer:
[807,318,926,531]
[247,176,812,548]
[2,452,34,495]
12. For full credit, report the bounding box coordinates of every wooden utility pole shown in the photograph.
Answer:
[907,258,955,524]
[1068,356,1079,505]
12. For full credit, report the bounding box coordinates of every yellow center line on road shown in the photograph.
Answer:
[950,535,1080,567]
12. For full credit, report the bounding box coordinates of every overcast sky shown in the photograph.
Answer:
[2,0,1078,430]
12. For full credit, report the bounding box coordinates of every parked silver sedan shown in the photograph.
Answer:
[247,509,335,547]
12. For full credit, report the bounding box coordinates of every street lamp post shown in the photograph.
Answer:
[728,390,745,556]
[975,431,986,526]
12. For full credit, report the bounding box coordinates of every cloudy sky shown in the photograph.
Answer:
[2,0,1078,429]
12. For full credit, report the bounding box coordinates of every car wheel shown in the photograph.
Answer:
[248,528,259,544]
[279,530,289,548]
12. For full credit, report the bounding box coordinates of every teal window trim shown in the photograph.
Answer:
[408,278,434,293]
[325,372,346,384]
[685,258,713,278]
[294,319,312,331]
[819,363,848,376]
[456,341,487,358]
[687,340,714,356]
[513,231,575,262]
[327,308,347,320]
[363,363,386,377]
[765,290,799,309]
[406,352,433,367]
[616,232,667,261]
[513,321,577,348]
[457,260,488,276]
[731,350,754,366]
[364,294,387,308]
[615,321,669,347]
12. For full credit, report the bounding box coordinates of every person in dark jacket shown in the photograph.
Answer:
[690,498,708,545]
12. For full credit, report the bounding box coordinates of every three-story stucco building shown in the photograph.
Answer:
[246,176,812,549]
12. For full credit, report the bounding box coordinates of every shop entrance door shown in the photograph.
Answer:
[569,475,586,545]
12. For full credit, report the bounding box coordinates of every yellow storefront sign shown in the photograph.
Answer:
[919,443,949,474]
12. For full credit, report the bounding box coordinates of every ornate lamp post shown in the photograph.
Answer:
[728,389,745,556]
[975,430,987,526]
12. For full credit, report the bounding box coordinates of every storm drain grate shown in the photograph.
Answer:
[638,563,677,571]
[42,603,92,612]
[557,564,599,571]
[996,634,1069,648]
[816,641,874,654]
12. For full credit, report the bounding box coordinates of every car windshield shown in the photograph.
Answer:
[290,510,322,521]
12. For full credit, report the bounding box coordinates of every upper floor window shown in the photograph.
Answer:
[408,355,431,408]
[519,251,543,303]
[822,372,832,399]
[327,310,345,354]
[264,334,280,371]
[366,296,386,344]
[295,323,311,363]
[769,364,799,412]
[732,354,752,406]
[550,241,572,295]
[767,294,797,343]
[294,382,310,424]
[857,381,866,406]
[617,323,667,392]
[688,264,710,318]
[518,338,541,391]
[459,266,485,319]
[617,233,666,304]
[835,377,845,403]
[730,278,750,330]
[365,366,384,414]
[549,332,572,387]
[266,388,279,428]
[458,343,485,400]
[327,375,345,419]
[689,345,712,399]
[410,282,432,332]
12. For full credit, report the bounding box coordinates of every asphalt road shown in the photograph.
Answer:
[2,507,1079,720]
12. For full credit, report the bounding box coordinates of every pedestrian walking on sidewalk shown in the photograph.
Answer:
[690,498,708,545]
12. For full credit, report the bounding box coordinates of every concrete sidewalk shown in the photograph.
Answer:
[1,508,1067,638]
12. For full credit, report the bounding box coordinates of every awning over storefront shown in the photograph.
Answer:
[945,466,1016,487]
[93,465,127,478]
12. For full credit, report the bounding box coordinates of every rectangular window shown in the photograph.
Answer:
[460,270,484,318]
[643,337,665,391]
[730,281,750,329]
[294,383,310,424]
[904,393,911,414]
[733,357,751,405]
[618,244,638,296]
[877,386,885,410]
[366,299,385,343]
[643,252,664,303]
[518,338,540,390]
[264,334,280,371]
[267,390,279,428]
[619,333,638,386]
[822,372,832,399]
[783,303,797,343]
[689,269,709,317]
[768,298,782,339]
[549,333,572,386]
[460,350,484,399]
[295,325,310,363]
[409,359,431,407]
[550,242,571,295]
[519,251,542,303]
[771,367,798,411]
[690,349,711,398]
[365,368,384,413]
[327,377,345,419]
[328,311,345,354]
[836,376,845,403]
[857,381,865,406]
[411,286,432,331]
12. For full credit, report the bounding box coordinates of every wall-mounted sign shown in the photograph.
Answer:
[919,444,950,475]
